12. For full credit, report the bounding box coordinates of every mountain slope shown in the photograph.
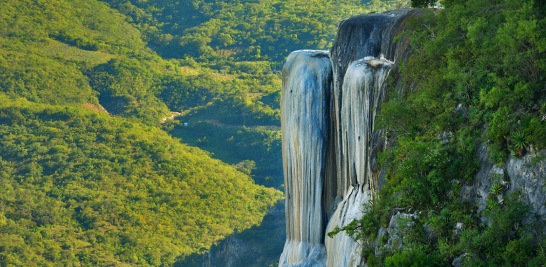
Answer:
[102,0,409,66]
[0,0,284,265]
[0,94,282,266]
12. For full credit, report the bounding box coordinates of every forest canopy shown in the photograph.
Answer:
[0,94,282,266]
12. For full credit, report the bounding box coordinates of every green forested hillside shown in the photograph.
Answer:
[0,0,285,126]
[0,95,282,266]
[0,0,411,129]
[101,0,408,67]
[0,0,291,265]
[0,0,171,124]
[170,122,282,187]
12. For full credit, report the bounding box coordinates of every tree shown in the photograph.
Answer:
[411,0,436,8]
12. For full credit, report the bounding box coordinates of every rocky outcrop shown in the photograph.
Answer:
[461,145,546,216]
[175,201,286,267]
[176,201,286,267]
[326,10,415,214]
[203,235,259,267]
[374,212,418,256]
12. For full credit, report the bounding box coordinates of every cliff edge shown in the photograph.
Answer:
[280,7,546,267]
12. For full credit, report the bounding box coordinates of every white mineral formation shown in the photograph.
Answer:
[279,9,546,267]
[280,10,414,267]
[339,57,392,194]
[325,184,371,267]
[279,50,332,267]
[325,57,392,267]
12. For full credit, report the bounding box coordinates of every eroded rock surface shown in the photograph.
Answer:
[325,185,371,267]
[323,10,415,267]
[461,145,546,216]
[325,57,393,267]
[327,10,415,208]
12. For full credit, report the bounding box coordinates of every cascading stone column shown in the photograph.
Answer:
[279,50,333,267]
[279,10,416,267]
[325,57,393,267]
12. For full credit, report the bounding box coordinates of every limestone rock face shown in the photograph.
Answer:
[322,11,414,267]
[505,152,546,216]
[325,184,371,267]
[279,10,416,267]
[461,144,546,216]
[327,9,414,206]
[279,50,332,267]
[339,57,392,194]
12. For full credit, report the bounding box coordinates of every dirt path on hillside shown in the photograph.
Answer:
[161,112,182,123]
[202,119,280,131]
[161,113,281,131]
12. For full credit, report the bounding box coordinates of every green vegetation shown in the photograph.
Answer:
[158,72,282,127]
[169,121,282,188]
[490,182,504,196]
[511,131,529,153]
[330,0,546,265]
[101,0,409,68]
[0,0,411,129]
[0,0,296,265]
[44,41,115,64]
[1,0,285,127]
[0,0,173,124]
[0,95,282,266]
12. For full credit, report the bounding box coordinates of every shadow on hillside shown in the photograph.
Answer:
[175,201,286,267]
[168,120,284,188]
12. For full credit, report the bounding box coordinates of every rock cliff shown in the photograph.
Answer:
[462,144,546,217]
[279,10,415,267]
[279,8,546,267]
[325,57,393,267]
[326,10,414,215]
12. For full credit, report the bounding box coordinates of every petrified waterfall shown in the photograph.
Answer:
[280,10,415,267]
[325,57,393,267]
[280,50,332,267]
